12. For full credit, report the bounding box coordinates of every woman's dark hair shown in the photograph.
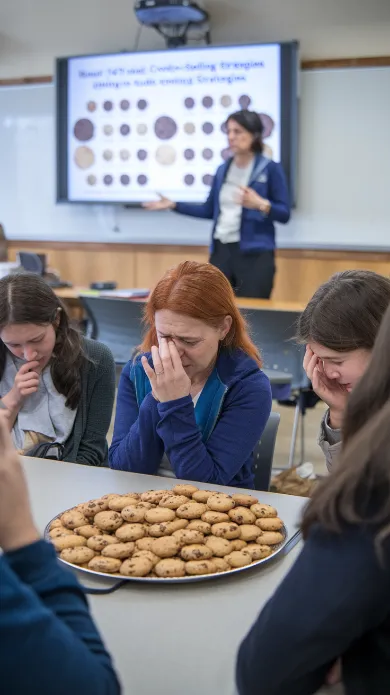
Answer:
[226,110,264,153]
[0,273,86,409]
[296,270,390,351]
[302,301,390,558]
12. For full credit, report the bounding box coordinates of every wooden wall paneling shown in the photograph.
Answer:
[7,242,390,302]
[134,247,209,289]
[8,244,138,288]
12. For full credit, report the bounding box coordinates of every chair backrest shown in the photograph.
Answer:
[80,296,144,364]
[252,411,281,491]
[241,309,306,390]
[17,251,44,275]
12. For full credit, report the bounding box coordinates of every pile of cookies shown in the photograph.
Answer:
[48,485,285,579]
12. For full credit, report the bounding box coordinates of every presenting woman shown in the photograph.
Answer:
[109,261,272,488]
[144,110,290,299]
[0,273,115,466]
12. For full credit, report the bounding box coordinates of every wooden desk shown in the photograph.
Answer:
[55,287,305,314]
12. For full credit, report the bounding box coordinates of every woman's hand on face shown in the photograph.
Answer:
[141,338,191,403]
[142,194,176,211]
[11,359,40,406]
[0,413,39,551]
[238,186,270,213]
[303,347,347,428]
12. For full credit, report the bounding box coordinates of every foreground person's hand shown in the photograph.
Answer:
[0,413,39,551]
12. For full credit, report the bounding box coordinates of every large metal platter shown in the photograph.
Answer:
[45,508,288,584]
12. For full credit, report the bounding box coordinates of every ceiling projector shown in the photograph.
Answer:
[134,1,210,47]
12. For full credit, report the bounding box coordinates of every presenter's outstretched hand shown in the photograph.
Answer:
[142,194,176,211]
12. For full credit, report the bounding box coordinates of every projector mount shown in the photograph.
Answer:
[134,1,210,48]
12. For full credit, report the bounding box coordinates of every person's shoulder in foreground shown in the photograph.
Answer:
[0,413,121,695]
[1,540,121,695]
[236,523,390,695]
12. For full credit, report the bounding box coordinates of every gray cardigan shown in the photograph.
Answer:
[62,338,116,467]
[318,408,342,472]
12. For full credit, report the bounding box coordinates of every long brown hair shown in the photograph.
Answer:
[302,301,390,558]
[296,270,390,351]
[0,273,86,409]
[140,261,262,366]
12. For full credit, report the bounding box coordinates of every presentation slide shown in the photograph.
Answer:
[66,44,281,204]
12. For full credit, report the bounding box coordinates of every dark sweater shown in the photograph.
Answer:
[236,525,390,695]
[0,540,121,695]
[62,338,116,466]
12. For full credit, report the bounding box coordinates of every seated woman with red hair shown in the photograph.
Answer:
[109,261,272,489]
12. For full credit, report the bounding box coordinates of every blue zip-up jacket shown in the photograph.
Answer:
[109,348,272,489]
[174,155,290,252]
[0,539,121,695]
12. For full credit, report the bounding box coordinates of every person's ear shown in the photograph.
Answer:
[53,308,62,328]
[220,315,233,340]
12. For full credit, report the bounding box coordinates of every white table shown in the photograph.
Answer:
[23,458,308,695]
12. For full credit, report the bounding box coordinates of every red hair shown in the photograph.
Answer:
[140,261,262,367]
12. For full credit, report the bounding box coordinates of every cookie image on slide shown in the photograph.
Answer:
[239,95,251,109]
[202,174,214,186]
[120,124,130,136]
[154,116,177,140]
[103,149,113,161]
[103,124,113,136]
[202,148,213,161]
[184,174,195,186]
[74,146,95,169]
[221,122,228,134]
[73,119,94,142]
[137,99,148,110]
[137,123,148,135]
[202,96,213,108]
[103,174,113,186]
[86,174,97,185]
[137,174,148,185]
[220,95,232,108]
[120,99,130,110]
[120,149,130,161]
[155,145,176,166]
[221,147,232,161]
[184,97,195,109]
[202,122,214,135]
[184,148,195,161]
[103,100,113,111]
[184,122,195,135]
[258,113,275,139]
[137,149,148,161]
[87,101,97,112]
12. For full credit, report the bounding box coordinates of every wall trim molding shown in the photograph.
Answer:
[1,56,390,86]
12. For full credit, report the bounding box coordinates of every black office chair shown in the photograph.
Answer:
[17,252,44,275]
[253,411,281,491]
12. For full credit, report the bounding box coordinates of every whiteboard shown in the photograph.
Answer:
[0,66,389,250]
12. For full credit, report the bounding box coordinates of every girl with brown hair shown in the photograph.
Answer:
[236,301,390,694]
[296,269,390,469]
[0,273,115,465]
[109,261,272,488]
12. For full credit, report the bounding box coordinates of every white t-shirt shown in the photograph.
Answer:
[158,390,202,479]
[214,160,253,244]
